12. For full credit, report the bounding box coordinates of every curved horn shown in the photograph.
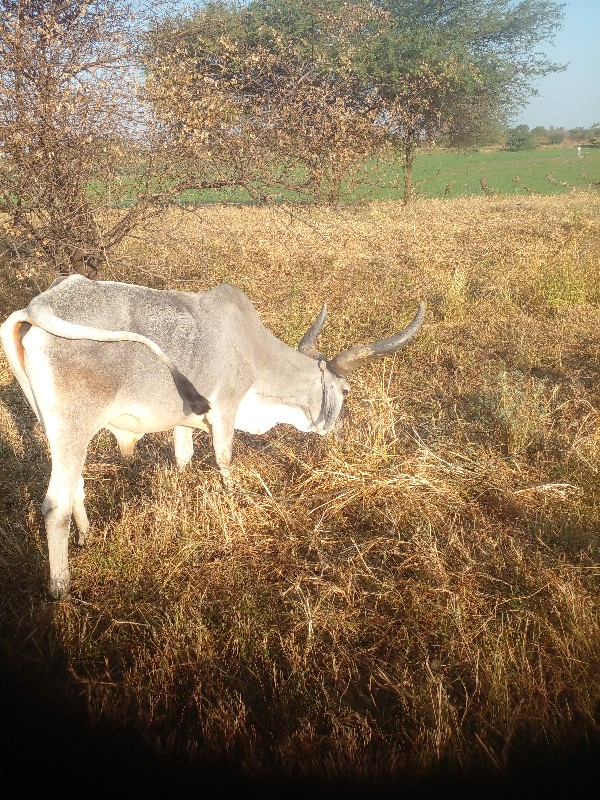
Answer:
[298,302,327,360]
[328,301,426,377]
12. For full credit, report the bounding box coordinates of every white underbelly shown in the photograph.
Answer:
[107,411,177,434]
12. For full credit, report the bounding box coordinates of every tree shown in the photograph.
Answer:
[0,1,169,274]
[505,124,534,150]
[1,1,133,272]
[0,0,242,276]
[589,123,600,148]
[155,0,566,203]
[353,0,566,199]
[530,125,547,145]
[547,126,566,144]
[3,0,565,248]
[569,127,587,142]
[145,0,386,204]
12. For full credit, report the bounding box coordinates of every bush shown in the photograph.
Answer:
[505,125,535,151]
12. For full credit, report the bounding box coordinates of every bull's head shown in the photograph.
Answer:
[298,300,426,434]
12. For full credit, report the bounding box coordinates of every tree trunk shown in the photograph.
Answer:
[402,137,416,205]
[403,157,413,204]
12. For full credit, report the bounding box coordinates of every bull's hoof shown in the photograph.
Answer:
[48,576,70,601]
[219,467,233,492]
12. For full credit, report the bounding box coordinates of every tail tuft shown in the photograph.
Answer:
[190,394,211,416]
[172,370,210,416]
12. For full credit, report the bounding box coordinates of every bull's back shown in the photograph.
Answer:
[31,276,200,343]
[22,277,264,413]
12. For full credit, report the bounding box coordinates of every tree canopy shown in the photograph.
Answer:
[149,0,566,201]
[0,0,164,273]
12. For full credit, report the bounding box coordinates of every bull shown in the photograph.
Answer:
[1,275,425,598]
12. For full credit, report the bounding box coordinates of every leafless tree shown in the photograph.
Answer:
[0,0,247,277]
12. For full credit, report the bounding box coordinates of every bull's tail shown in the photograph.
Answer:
[0,310,41,420]
[7,306,210,417]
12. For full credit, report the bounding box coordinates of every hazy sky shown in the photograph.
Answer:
[517,0,600,129]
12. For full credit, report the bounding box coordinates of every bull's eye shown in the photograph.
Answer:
[342,388,349,397]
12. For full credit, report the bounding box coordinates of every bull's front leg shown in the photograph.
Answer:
[207,413,235,489]
[173,425,194,470]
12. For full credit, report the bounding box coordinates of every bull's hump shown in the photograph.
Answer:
[35,277,190,332]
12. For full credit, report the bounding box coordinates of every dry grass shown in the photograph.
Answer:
[1,194,600,787]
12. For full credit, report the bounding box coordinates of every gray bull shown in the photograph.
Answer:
[1,275,425,598]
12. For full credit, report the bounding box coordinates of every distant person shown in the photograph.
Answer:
[578,146,582,157]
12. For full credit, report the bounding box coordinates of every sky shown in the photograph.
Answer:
[517,0,600,129]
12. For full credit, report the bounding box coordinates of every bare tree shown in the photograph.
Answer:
[1,1,130,273]
[145,1,386,205]
[0,0,240,277]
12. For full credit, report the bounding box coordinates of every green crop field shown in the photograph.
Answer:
[176,146,600,206]
[390,146,600,199]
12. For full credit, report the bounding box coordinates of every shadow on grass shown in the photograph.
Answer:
[0,649,598,797]
[0,380,50,598]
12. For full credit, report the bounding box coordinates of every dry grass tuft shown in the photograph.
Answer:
[1,194,600,785]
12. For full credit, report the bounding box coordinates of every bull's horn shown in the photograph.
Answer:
[298,302,327,359]
[328,301,426,377]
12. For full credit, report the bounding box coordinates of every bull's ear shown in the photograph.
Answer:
[298,303,327,360]
[328,301,425,376]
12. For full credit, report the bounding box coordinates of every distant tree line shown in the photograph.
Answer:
[0,0,567,275]
[503,124,600,151]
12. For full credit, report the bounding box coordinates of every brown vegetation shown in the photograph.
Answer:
[1,194,600,787]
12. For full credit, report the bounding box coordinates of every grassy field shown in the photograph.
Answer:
[371,146,600,199]
[178,146,600,205]
[1,193,600,791]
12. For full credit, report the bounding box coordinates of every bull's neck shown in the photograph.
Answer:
[256,337,322,401]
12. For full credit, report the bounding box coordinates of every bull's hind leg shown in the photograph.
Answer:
[42,435,90,599]
[72,476,89,546]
